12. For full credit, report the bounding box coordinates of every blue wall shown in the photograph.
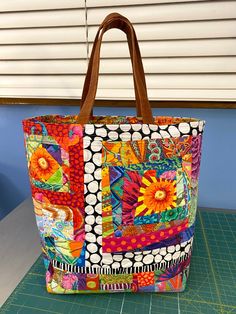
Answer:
[0,105,235,219]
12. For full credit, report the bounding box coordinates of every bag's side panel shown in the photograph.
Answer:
[22,120,86,291]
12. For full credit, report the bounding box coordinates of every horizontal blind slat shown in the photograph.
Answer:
[0,60,87,74]
[88,20,236,42]
[1,38,234,60]
[0,74,235,89]
[93,89,236,101]
[0,20,234,45]
[0,57,235,74]
[0,9,85,29]
[0,88,235,101]
[0,0,211,13]
[96,57,236,74]
[0,43,87,59]
[0,27,87,44]
[86,0,207,7]
[87,1,236,25]
[0,0,82,12]
[89,39,236,58]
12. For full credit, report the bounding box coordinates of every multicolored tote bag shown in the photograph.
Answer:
[22,13,205,294]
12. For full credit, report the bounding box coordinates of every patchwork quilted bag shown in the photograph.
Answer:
[22,13,205,294]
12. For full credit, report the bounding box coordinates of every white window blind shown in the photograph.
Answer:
[0,0,236,101]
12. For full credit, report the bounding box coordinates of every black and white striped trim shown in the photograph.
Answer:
[52,251,191,275]
[101,283,132,291]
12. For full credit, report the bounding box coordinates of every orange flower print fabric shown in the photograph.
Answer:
[137,174,177,215]
[30,146,60,181]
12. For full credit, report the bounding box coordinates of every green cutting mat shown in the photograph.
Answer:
[1,210,236,314]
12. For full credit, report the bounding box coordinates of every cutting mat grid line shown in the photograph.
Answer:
[1,209,236,314]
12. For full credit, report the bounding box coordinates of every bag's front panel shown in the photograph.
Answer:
[23,117,204,294]
[73,121,203,293]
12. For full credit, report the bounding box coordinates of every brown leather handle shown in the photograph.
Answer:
[81,13,143,116]
[80,13,152,122]
[78,13,154,124]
